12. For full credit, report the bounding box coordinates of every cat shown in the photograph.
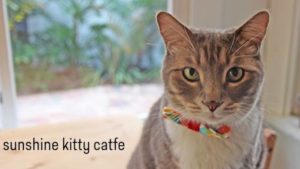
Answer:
[128,10,269,169]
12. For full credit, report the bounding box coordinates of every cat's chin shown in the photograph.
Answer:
[185,111,233,127]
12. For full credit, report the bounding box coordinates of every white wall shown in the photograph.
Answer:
[189,0,268,29]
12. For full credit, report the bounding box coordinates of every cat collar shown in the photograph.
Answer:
[162,107,231,139]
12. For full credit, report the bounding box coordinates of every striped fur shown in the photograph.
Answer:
[128,11,269,169]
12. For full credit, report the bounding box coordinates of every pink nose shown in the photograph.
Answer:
[203,101,223,112]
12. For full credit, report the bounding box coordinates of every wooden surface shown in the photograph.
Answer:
[0,116,276,169]
[264,128,277,169]
[0,115,143,169]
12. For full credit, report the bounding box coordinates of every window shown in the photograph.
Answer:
[1,0,166,128]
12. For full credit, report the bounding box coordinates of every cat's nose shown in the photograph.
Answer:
[202,100,223,112]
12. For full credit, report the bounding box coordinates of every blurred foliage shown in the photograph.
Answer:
[34,0,105,65]
[8,0,165,95]
[7,0,37,29]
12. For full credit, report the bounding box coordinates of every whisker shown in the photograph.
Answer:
[231,33,263,56]
[228,32,236,54]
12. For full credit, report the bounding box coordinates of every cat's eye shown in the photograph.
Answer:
[226,67,245,83]
[182,67,199,82]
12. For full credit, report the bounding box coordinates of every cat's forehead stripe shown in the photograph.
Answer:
[193,32,233,67]
[199,48,206,65]
[218,47,227,65]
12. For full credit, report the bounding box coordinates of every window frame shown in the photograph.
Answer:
[0,0,17,128]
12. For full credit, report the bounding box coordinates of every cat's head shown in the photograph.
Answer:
[157,11,269,125]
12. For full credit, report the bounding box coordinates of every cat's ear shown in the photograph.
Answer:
[236,11,269,44]
[156,11,194,52]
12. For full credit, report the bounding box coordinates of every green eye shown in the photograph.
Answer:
[226,67,245,83]
[182,67,199,82]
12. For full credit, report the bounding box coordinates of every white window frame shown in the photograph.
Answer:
[0,0,17,128]
[169,0,299,116]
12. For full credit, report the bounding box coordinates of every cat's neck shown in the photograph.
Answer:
[161,95,263,169]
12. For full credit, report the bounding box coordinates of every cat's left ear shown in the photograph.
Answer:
[156,11,194,53]
[236,10,270,44]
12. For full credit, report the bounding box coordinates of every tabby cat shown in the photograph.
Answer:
[128,10,269,169]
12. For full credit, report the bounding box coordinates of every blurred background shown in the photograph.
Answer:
[5,0,166,126]
[9,0,165,95]
[0,0,300,169]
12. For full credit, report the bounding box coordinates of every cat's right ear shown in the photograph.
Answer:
[236,10,270,44]
[156,11,194,53]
